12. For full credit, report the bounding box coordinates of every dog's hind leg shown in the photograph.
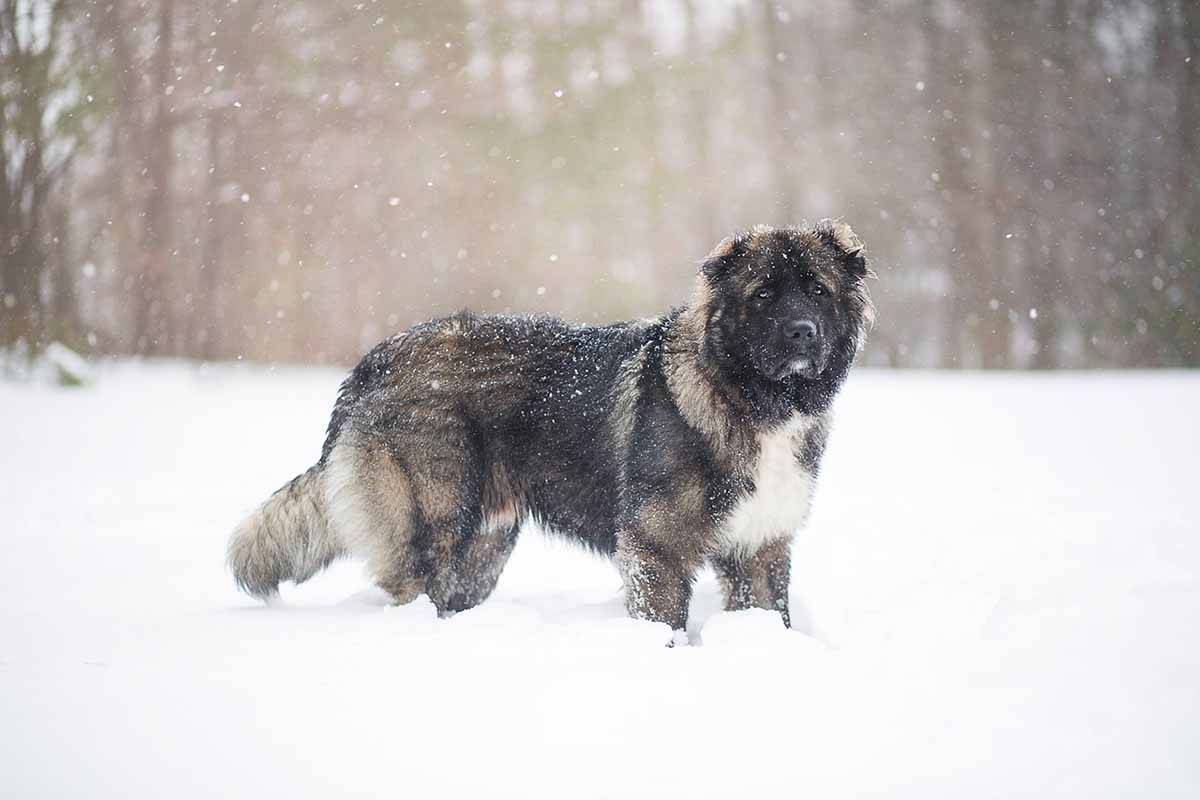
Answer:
[442,518,520,613]
[324,437,426,605]
[428,464,524,614]
[392,416,498,618]
[326,419,518,615]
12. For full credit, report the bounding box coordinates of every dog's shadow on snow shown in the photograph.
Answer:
[228,564,820,648]
[225,561,820,647]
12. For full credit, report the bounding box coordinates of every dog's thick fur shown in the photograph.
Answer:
[228,222,874,634]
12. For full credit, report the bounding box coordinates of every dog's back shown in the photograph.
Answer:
[229,311,651,608]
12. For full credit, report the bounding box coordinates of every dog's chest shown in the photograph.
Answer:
[717,415,816,554]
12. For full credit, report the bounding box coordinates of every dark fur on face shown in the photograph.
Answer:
[696,221,875,420]
[228,221,875,641]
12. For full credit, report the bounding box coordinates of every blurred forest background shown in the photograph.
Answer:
[1,0,1198,369]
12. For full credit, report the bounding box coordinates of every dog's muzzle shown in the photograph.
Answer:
[772,318,825,379]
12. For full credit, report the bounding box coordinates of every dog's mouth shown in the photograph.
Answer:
[763,353,824,381]
[788,357,821,379]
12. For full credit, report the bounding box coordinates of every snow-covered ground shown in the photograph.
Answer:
[2,362,1198,798]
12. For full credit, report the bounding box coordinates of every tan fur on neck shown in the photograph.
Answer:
[663,279,754,466]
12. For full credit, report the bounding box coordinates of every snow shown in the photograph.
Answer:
[43,342,95,386]
[2,363,1199,798]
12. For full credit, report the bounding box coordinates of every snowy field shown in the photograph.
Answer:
[2,362,1198,799]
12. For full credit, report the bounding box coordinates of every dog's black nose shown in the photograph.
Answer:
[784,319,818,341]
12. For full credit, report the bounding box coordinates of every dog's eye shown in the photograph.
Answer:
[755,289,774,300]
[811,283,826,297]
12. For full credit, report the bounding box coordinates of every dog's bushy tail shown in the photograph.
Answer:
[227,465,346,600]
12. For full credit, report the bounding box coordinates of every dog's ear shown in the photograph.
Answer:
[699,234,740,282]
[817,219,872,279]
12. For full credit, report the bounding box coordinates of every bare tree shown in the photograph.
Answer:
[0,0,89,353]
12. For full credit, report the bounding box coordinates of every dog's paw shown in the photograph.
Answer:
[666,628,692,648]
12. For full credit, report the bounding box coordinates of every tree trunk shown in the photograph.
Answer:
[1182,0,1200,225]
[685,0,718,243]
[1027,0,1069,370]
[49,187,81,347]
[98,0,141,354]
[761,0,797,222]
[134,0,176,355]
[199,108,227,360]
[0,0,52,350]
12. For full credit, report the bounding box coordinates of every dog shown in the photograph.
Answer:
[228,221,875,637]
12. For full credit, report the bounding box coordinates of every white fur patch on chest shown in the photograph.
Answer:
[716,414,816,556]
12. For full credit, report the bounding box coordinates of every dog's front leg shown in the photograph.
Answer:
[616,532,700,636]
[710,536,792,628]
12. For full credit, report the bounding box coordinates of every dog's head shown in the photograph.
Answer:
[698,221,875,384]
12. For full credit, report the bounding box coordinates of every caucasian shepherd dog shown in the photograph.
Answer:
[229,221,874,639]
